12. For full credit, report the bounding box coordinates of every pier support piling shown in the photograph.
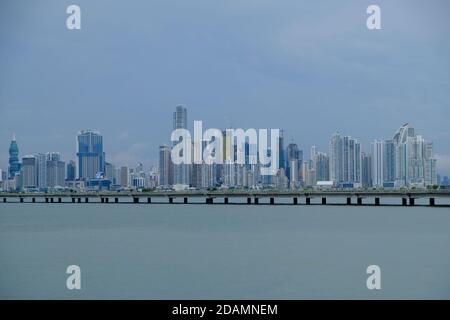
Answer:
[375,197,380,206]
[429,198,435,206]
[115,198,118,203]
[169,197,173,204]
[101,198,105,203]
[247,197,251,204]
[409,198,415,206]
[321,197,327,205]
[184,197,188,204]
[105,198,109,203]
[78,198,81,203]
[270,197,275,205]
[147,197,151,203]
[85,198,89,203]
[347,197,351,205]
[306,197,311,205]
[3,198,6,203]
[45,198,49,203]
[293,197,298,205]
[32,198,35,203]
[357,197,362,205]
[402,198,407,206]
[20,197,24,203]
[72,198,75,203]
[224,197,228,204]
[58,198,62,203]
[254,198,259,205]
[133,197,139,204]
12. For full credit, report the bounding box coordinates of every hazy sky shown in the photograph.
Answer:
[1,0,449,175]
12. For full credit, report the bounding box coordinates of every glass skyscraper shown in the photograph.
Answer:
[8,134,20,179]
[159,145,172,187]
[172,105,189,185]
[76,130,105,180]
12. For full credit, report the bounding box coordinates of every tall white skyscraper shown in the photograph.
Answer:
[406,135,425,185]
[372,140,384,188]
[392,123,437,188]
[393,123,415,187]
[37,153,47,189]
[329,133,361,186]
[329,133,342,183]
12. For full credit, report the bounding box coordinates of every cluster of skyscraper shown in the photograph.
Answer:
[0,111,442,192]
[2,134,66,191]
[1,130,158,192]
[159,107,440,190]
[371,123,437,188]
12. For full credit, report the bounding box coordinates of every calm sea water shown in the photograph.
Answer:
[0,203,449,299]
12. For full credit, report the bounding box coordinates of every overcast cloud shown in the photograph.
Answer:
[1,0,449,174]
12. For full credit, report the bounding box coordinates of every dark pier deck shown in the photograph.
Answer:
[1,190,450,207]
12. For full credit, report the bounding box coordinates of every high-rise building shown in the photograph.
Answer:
[393,123,415,187]
[21,155,37,189]
[407,135,425,185]
[361,152,373,188]
[104,162,114,183]
[76,130,105,180]
[289,159,298,188]
[36,153,47,189]
[424,142,437,186]
[172,105,189,185]
[383,139,396,185]
[46,152,65,188]
[173,105,187,130]
[315,152,330,182]
[392,123,436,188]
[329,133,361,186]
[285,143,300,185]
[201,163,217,188]
[66,160,76,181]
[302,161,315,187]
[278,130,285,170]
[329,133,342,183]
[119,166,129,187]
[8,134,20,179]
[159,145,172,187]
[372,140,384,188]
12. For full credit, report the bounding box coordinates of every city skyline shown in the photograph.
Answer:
[0,108,447,176]
[0,103,444,191]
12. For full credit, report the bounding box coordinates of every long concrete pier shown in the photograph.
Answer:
[1,190,450,206]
